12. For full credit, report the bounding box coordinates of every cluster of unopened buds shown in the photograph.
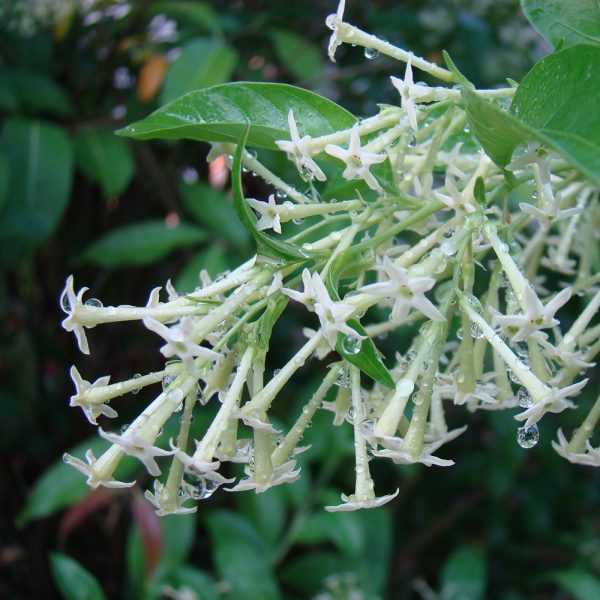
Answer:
[61,1,599,514]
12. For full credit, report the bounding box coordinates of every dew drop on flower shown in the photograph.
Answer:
[364,46,379,59]
[470,323,483,339]
[517,424,539,449]
[335,367,349,388]
[60,291,71,313]
[275,189,287,200]
[342,335,362,355]
[456,327,464,340]
[292,218,304,225]
[162,373,177,390]
[346,406,355,423]
[517,388,533,408]
[85,298,103,309]
[412,392,424,406]
[132,373,142,394]
[300,164,315,181]
[407,349,417,361]
[441,238,458,256]
[121,423,129,434]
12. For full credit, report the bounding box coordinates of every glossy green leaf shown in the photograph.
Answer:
[18,438,138,524]
[83,220,208,266]
[463,45,600,185]
[118,82,356,149]
[49,553,107,600]
[441,546,487,600]
[521,0,600,48]
[148,1,222,34]
[159,39,237,105]
[231,132,320,262]
[206,510,281,600]
[270,29,325,81]
[74,129,135,197]
[553,569,600,600]
[180,180,250,248]
[0,118,73,243]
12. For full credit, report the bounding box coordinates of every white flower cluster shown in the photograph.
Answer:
[61,2,599,514]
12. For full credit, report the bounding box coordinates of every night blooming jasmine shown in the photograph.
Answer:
[61,1,599,515]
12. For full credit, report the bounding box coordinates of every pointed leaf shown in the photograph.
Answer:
[118,82,355,149]
[49,553,107,600]
[441,546,487,600]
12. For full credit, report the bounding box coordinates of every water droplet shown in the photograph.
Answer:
[470,323,484,339]
[121,423,129,434]
[444,227,454,238]
[60,290,71,312]
[455,367,466,384]
[463,125,470,133]
[364,46,379,59]
[407,349,417,361]
[292,218,304,225]
[412,392,423,406]
[362,418,376,430]
[532,189,539,199]
[334,367,349,388]
[162,374,177,390]
[85,298,103,309]
[346,406,355,423]
[456,327,464,340]
[300,164,315,181]
[241,165,250,173]
[246,149,257,160]
[505,366,520,384]
[275,189,287,199]
[517,388,533,408]
[62,453,70,463]
[132,373,142,394]
[342,335,362,355]
[441,238,458,256]
[517,424,539,449]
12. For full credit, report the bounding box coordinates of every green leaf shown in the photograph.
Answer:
[18,438,138,524]
[49,553,107,600]
[9,68,74,117]
[148,1,222,35]
[118,82,356,149]
[463,45,600,185]
[167,566,220,600]
[281,552,347,594]
[0,152,9,211]
[295,511,364,557]
[510,44,600,184]
[237,485,287,549]
[231,131,319,262]
[83,220,208,267]
[0,118,73,243]
[73,129,135,197]
[159,513,197,573]
[270,29,325,81]
[206,510,281,600]
[159,38,237,105]
[553,569,600,600]
[180,180,250,248]
[441,546,487,600]
[521,0,600,48]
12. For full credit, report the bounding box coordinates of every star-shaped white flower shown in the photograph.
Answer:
[311,272,364,348]
[552,429,600,467]
[390,55,430,131]
[445,142,467,180]
[246,194,282,234]
[98,428,174,477]
[325,124,386,191]
[282,268,317,306]
[519,194,582,227]
[145,480,197,516]
[325,0,346,62]
[491,285,571,343]
[275,110,326,181]
[435,176,477,214]
[532,331,594,369]
[60,275,94,354]
[506,142,552,185]
[325,488,399,512]
[225,460,301,493]
[69,366,116,425]
[63,449,135,489]
[515,379,588,427]
[360,256,445,322]
[171,442,235,484]
[143,316,220,373]
[302,327,332,359]
[413,172,433,198]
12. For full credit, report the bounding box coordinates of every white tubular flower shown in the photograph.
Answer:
[390,55,430,131]
[282,268,317,306]
[143,316,220,373]
[506,142,552,185]
[325,488,399,512]
[552,429,600,467]
[311,272,363,348]
[519,198,582,227]
[170,441,235,484]
[445,143,467,180]
[515,379,589,427]
[435,176,477,214]
[267,271,283,296]
[69,366,116,425]
[63,449,135,489]
[246,194,282,234]
[325,124,386,191]
[225,460,301,493]
[532,332,594,369]
[145,480,197,516]
[275,110,326,181]
[413,172,433,198]
[60,275,93,354]
[491,285,572,343]
[325,0,346,62]
[360,256,445,322]
[98,428,174,477]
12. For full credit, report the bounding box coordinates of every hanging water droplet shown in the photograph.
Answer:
[362,418,376,431]
[246,149,258,160]
[162,374,177,390]
[342,335,362,355]
[505,366,520,384]
[275,189,287,200]
[62,453,70,463]
[456,327,464,340]
[407,349,417,361]
[517,424,539,449]
[120,423,129,434]
[532,189,539,199]
[517,388,533,408]
[364,46,379,59]
[470,323,484,339]
[412,392,424,406]
[300,164,315,181]
[85,297,103,308]
[241,165,250,173]
[346,406,355,423]
[441,238,458,256]
[131,373,142,394]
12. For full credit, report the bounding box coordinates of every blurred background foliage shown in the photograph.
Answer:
[0,0,598,598]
